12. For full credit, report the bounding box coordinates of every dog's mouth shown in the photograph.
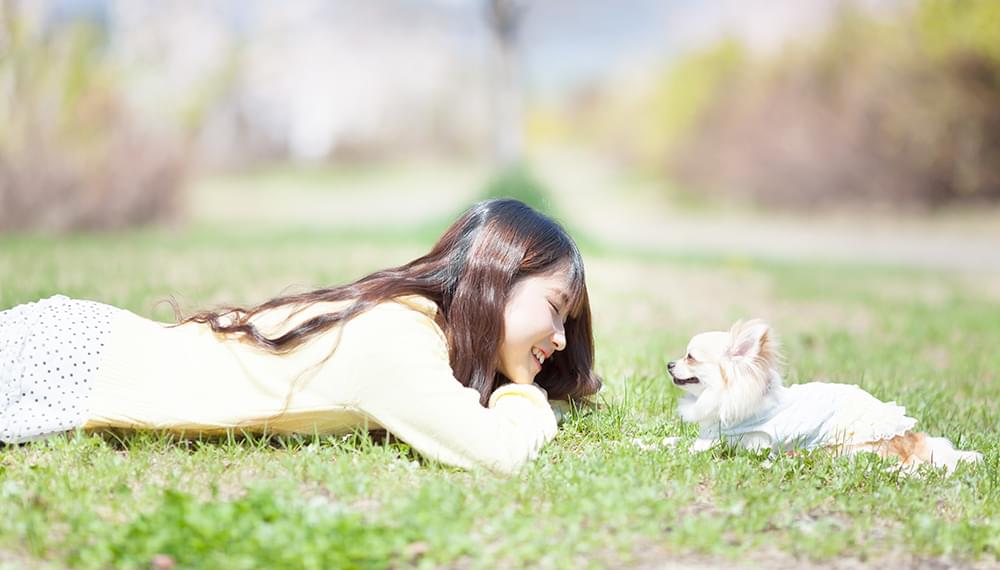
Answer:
[671,374,700,386]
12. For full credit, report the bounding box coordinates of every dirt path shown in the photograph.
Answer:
[189,151,1000,277]
[535,148,1000,274]
[188,161,488,229]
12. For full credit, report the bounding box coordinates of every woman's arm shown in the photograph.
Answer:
[336,301,558,475]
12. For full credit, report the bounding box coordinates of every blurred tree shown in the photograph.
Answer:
[604,0,1000,210]
[0,0,188,231]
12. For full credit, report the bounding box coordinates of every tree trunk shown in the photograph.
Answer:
[486,0,525,169]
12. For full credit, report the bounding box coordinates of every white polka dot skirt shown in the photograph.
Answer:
[0,295,120,443]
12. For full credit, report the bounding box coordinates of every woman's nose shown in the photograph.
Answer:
[552,330,567,351]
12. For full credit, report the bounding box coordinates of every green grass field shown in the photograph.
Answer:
[2,205,999,568]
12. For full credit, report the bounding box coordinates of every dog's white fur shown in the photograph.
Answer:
[668,319,982,473]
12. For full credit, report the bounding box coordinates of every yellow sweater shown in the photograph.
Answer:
[84,296,558,474]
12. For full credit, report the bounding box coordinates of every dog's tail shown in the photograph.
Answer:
[926,436,982,473]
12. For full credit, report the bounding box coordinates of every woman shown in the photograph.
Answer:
[0,199,601,474]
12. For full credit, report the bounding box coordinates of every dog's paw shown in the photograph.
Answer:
[960,451,984,463]
[690,438,715,453]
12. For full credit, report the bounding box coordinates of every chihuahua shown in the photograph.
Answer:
[668,319,981,473]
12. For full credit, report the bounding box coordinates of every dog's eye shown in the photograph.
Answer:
[686,353,696,362]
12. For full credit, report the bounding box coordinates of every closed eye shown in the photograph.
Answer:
[686,353,697,363]
[549,300,568,323]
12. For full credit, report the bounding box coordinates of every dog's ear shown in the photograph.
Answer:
[717,366,769,427]
[717,319,779,426]
[728,319,779,368]
[715,319,782,426]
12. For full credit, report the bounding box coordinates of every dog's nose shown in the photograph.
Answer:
[667,361,675,371]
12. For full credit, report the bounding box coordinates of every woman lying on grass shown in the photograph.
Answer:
[0,199,601,474]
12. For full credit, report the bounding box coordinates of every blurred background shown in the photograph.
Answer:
[5,4,1000,566]
[2,0,1000,270]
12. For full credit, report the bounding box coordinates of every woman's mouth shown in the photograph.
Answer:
[531,347,546,369]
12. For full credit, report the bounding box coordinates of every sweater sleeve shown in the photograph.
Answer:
[336,301,558,475]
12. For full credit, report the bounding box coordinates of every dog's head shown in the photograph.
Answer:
[667,319,782,426]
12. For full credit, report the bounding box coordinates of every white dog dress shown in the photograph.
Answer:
[702,382,918,451]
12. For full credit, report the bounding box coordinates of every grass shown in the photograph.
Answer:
[1,218,999,569]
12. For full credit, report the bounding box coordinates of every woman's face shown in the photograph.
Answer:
[497,267,572,385]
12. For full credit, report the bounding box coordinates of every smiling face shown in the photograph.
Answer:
[667,319,782,426]
[497,267,572,385]
[666,331,732,397]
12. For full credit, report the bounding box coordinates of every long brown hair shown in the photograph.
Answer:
[182,199,601,405]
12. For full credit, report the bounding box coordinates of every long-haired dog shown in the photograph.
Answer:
[667,319,981,473]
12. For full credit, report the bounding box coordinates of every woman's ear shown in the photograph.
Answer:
[728,319,779,369]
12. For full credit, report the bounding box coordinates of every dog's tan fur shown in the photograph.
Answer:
[848,431,932,467]
[755,330,778,370]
